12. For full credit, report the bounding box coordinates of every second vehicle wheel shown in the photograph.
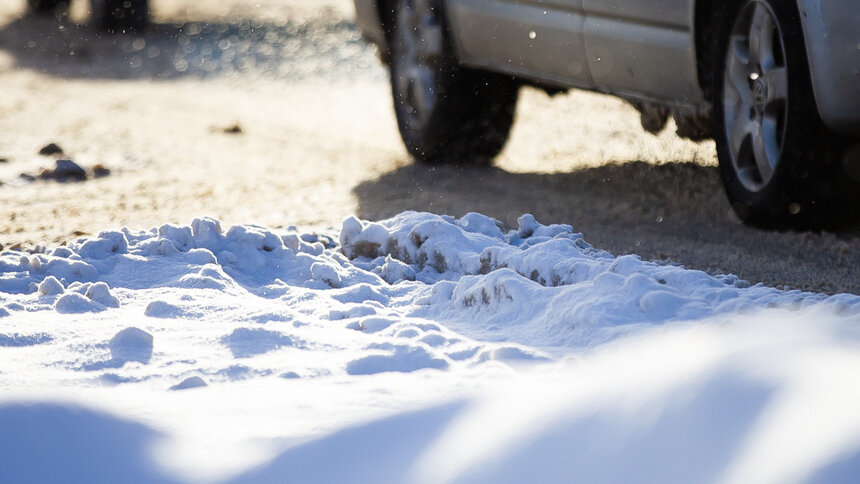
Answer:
[91,0,149,33]
[388,0,519,165]
[713,0,852,227]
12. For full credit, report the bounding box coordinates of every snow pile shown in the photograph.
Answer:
[1,211,859,483]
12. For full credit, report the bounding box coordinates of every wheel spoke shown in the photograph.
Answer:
[726,36,754,105]
[402,0,419,29]
[395,9,415,56]
[410,66,436,123]
[763,66,787,107]
[752,122,776,181]
[749,3,776,69]
[395,70,412,104]
[730,109,755,157]
[415,23,443,61]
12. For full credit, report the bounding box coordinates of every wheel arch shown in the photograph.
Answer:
[692,0,723,104]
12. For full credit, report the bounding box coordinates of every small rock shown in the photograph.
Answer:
[110,327,154,363]
[38,143,64,156]
[223,123,243,134]
[52,159,87,181]
[19,173,36,182]
[169,376,208,391]
[0,157,9,163]
[91,163,111,178]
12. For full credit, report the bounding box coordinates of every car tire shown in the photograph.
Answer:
[713,0,856,227]
[388,0,519,165]
[90,0,149,33]
[28,0,68,16]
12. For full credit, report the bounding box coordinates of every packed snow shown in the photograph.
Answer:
[1,211,859,483]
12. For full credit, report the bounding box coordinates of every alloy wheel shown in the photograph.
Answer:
[393,0,444,130]
[722,0,789,192]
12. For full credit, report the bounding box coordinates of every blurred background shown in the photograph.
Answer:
[0,0,855,293]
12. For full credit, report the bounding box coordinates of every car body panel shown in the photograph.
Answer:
[580,0,690,29]
[446,0,593,88]
[796,0,860,135]
[354,0,860,135]
[581,15,703,105]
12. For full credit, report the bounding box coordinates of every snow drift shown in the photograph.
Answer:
[1,211,858,483]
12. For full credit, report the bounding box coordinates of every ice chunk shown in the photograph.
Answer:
[348,317,396,333]
[76,231,129,260]
[145,301,184,318]
[457,212,505,238]
[346,343,449,375]
[38,276,64,296]
[109,327,154,364]
[85,282,120,308]
[55,293,99,313]
[191,217,223,247]
[221,327,298,358]
[375,255,416,284]
[169,376,207,391]
[157,224,194,251]
[340,217,389,259]
[311,262,341,288]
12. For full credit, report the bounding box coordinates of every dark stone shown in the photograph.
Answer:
[52,159,87,181]
[38,143,64,156]
[92,164,111,178]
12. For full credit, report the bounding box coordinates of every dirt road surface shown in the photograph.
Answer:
[0,0,857,293]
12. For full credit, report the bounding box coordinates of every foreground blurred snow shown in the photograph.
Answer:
[1,211,858,483]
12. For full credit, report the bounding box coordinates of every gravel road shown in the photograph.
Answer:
[0,0,857,293]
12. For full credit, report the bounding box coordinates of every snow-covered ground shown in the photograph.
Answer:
[1,211,859,483]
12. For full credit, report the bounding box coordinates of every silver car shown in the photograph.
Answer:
[353,0,860,226]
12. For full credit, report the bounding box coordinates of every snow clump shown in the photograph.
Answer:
[109,327,154,364]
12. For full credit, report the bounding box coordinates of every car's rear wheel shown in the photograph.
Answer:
[90,0,149,33]
[713,0,855,227]
[388,0,519,165]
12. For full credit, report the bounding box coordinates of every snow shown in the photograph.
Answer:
[1,211,859,483]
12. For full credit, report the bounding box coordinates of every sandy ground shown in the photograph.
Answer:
[0,0,857,293]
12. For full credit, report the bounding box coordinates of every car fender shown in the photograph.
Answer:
[795,0,860,135]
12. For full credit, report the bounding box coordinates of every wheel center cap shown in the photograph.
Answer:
[753,78,767,112]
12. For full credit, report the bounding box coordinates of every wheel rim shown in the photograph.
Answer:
[393,0,444,130]
[722,0,789,192]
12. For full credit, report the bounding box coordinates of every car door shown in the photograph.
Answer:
[446,0,594,88]
[580,0,703,104]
